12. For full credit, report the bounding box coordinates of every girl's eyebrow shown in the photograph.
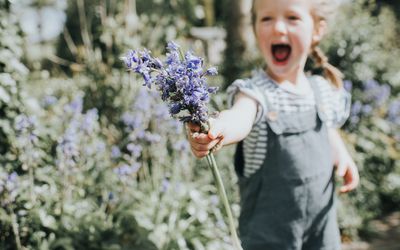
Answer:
[286,5,309,14]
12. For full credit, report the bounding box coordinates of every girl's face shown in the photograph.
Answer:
[254,0,324,83]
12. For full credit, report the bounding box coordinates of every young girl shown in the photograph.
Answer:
[187,0,360,249]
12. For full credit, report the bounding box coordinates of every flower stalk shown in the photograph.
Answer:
[206,153,242,250]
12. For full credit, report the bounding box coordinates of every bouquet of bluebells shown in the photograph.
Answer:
[122,41,242,250]
[123,41,218,131]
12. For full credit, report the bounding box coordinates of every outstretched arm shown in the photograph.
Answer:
[328,128,360,193]
[187,92,258,158]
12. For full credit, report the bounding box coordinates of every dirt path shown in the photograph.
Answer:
[342,212,400,250]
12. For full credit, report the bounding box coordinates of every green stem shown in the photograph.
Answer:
[10,209,22,250]
[206,154,242,250]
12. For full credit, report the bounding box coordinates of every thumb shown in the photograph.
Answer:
[208,118,224,139]
[336,161,347,177]
[186,122,201,133]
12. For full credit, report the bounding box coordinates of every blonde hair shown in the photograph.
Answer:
[251,0,343,88]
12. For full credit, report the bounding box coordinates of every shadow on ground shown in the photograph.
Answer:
[342,212,400,250]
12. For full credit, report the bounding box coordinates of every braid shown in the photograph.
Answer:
[311,46,343,89]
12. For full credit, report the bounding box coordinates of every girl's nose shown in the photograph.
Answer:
[273,20,287,35]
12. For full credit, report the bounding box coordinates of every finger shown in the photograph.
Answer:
[340,168,359,193]
[191,133,214,145]
[336,162,347,177]
[191,139,220,152]
[186,122,201,133]
[210,137,224,153]
[191,148,210,158]
[208,121,224,140]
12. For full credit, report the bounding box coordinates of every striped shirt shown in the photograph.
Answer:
[227,69,351,177]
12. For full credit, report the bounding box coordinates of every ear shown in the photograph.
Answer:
[312,20,327,45]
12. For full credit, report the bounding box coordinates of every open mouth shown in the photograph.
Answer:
[271,44,291,63]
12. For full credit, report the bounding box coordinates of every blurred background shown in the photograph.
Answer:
[0,0,399,249]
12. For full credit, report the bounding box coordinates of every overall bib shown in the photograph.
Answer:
[237,81,341,250]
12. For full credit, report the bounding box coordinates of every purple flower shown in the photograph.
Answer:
[343,80,352,92]
[387,100,400,125]
[155,104,170,120]
[111,146,121,159]
[126,143,142,158]
[144,132,161,143]
[15,114,37,132]
[43,95,58,107]
[0,171,19,206]
[363,80,391,106]
[362,104,373,115]
[114,163,141,177]
[206,67,218,76]
[81,108,98,133]
[122,41,219,130]
[185,51,203,71]
[170,103,182,115]
[161,178,170,193]
[210,195,219,206]
[65,96,83,114]
[122,112,142,130]
[351,101,362,116]
[167,41,180,51]
[58,121,80,162]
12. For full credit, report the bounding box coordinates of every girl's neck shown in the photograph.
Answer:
[266,67,306,85]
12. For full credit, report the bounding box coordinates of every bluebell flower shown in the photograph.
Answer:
[127,143,142,158]
[351,100,362,116]
[206,67,218,76]
[170,103,182,115]
[166,41,180,51]
[15,114,37,132]
[81,108,98,133]
[388,100,400,125]
[0,171,19,206]
[343,80,352,92]
[65,96,83,114]
[114,163,141,177]
[155,104,170,120]
[363,80,391,106]
[59,121,80,162]
[111,146,122,159]
[362,104,373,115]
[43,95,58,107]
[122,41,218,130]
[210,195,219,206]
[161,178,170,193]
[121,112,142,130]
[144,132,161,143]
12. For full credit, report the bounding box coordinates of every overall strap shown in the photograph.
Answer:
[260,78,320,135]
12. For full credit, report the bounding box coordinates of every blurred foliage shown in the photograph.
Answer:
[1,0,237,249]
[0,0,399,249]
[319,0,400,239]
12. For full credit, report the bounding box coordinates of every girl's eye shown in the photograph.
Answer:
[261,16,272,22]
[288,15,299,21]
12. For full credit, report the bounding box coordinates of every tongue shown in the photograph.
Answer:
[274,46,290,61]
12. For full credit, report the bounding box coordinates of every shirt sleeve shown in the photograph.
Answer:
[226,78,266,125]
[314,76,351,128]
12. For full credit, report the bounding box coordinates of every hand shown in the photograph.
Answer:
[186,119,225,158]
[335,151,360,193]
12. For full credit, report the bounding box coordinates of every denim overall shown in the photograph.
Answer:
[236,80,341,250]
